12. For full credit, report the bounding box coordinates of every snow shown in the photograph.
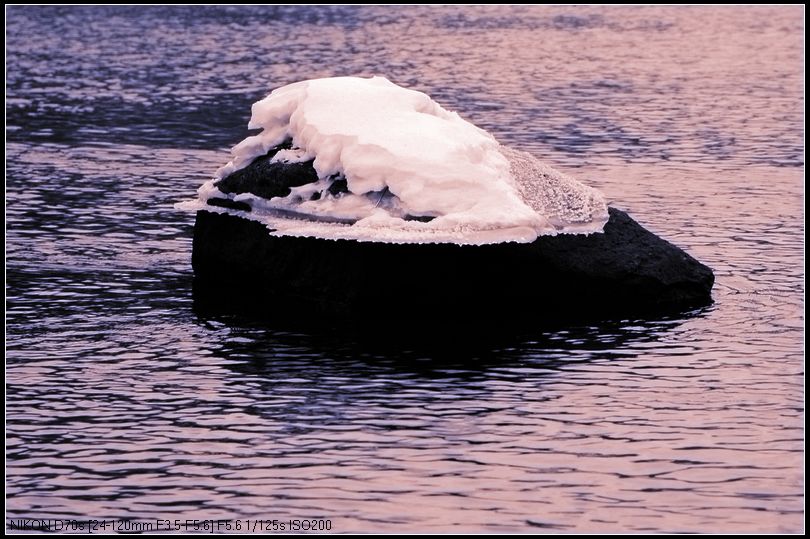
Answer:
[183,76,608,245]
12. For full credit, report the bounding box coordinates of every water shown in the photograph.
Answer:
[6,6,803,533]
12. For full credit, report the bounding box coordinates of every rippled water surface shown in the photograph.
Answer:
[6,6,803,533]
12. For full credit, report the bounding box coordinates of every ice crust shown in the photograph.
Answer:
[184,76,608,245]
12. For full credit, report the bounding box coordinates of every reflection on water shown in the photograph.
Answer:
[6,5,803,533]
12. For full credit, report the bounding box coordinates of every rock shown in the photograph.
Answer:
[191,208,714,320]
[214,142,320,200]
[206,197,252,212]
[209,143,349,212]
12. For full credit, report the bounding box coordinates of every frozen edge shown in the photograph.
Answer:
[176,197,607,246]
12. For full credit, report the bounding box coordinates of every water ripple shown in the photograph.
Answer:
[6,5,803,533]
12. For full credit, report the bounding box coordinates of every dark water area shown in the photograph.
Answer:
[6,5,803,533]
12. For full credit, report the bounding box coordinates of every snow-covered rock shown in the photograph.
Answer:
[181,76,608,245]
[183,76,714,319]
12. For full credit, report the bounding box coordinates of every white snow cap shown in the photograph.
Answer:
[194,76,608,245]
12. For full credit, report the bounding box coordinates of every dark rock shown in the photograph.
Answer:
[209,143,351,212]
[192,207,714,320]
[327,177,348,196]
[209,149,430,222]
[214,142,319,200]
[404,214,436,223]
[206,197,252,212]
